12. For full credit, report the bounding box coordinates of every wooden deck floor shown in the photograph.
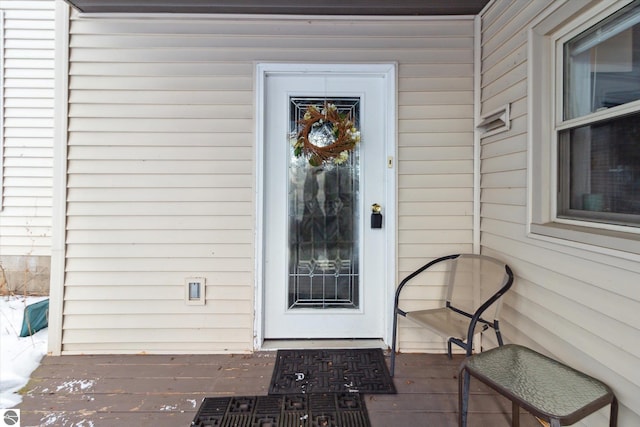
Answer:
[17,351,541,427]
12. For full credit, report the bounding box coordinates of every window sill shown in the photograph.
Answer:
[530,222,640,257]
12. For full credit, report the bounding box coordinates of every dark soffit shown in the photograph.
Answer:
[63,0,491,16]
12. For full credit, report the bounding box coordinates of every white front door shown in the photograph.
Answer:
[260,65,394,341]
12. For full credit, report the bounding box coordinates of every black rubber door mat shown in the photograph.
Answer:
[268,348,396,395]
[191,393,371,427]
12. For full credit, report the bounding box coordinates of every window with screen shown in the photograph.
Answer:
[557,0,640,227]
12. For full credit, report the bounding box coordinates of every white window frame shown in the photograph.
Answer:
[528,0,640,258]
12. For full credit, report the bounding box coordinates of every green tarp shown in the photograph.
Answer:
[20,298,49,337]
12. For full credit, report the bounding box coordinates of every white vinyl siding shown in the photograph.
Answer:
[480,1,640,426]
[398,66,475,352]
[61,12,475,353]
[0,0,55,256]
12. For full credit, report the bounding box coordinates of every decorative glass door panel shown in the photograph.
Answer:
[288,97,361,309]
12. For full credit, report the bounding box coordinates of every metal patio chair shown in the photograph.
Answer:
[390,253,514,376]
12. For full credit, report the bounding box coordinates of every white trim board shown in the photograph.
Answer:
[49,0,71,356]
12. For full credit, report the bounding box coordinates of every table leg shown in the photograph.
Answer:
[458,368,470,427]
[610,397,618,427]
[511,401,520,427]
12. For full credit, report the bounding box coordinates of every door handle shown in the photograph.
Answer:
[371,204,382,229]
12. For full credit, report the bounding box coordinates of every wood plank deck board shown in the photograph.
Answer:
[17,352,541,427]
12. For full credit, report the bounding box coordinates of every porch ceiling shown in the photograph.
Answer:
[62,0,491,16]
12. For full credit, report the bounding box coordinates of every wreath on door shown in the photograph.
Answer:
[291,103,361,166]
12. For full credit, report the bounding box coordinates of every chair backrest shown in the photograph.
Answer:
[445,254,513,322]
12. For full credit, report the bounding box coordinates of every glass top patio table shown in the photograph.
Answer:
[459,344,617,426]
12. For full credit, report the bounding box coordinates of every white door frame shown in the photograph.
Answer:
[254,63,397,350]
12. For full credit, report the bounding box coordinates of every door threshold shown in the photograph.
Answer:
[260,339,386,351]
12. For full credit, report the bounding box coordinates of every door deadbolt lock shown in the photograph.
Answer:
[371,203,383,229]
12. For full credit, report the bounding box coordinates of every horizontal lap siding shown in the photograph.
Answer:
[0,1,54,256]
[480,1,640,426]
[396,23,475,352]
[64,13,475,353]
[65,15,256,353]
